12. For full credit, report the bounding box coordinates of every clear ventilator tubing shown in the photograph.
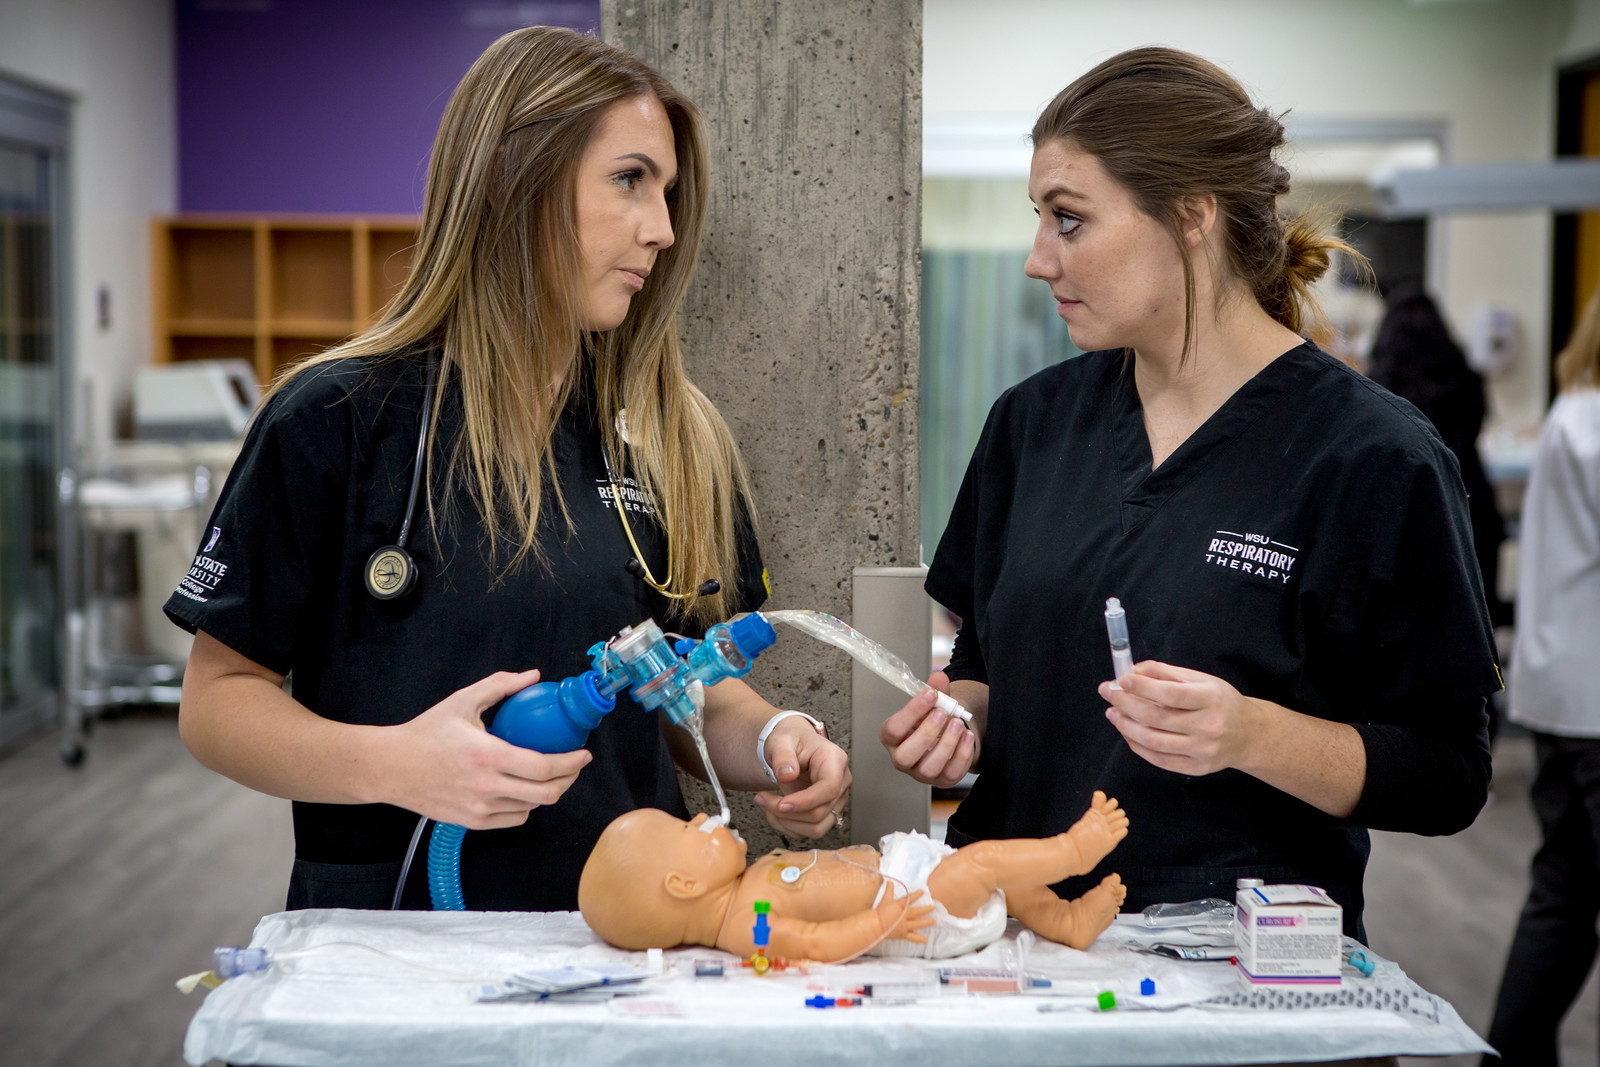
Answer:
[1105,597,1134,688]
[680,680,732,828]
[203,941,498,985]
[760,610,971,722]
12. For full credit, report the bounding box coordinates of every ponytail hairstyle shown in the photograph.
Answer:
[270,26,751,628]
[1031,47,1364,360]
[1555,283,1600,393]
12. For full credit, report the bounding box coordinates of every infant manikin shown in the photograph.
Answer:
[578,791,1129,963]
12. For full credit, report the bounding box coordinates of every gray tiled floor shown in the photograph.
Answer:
[0,710,292,1067]
[1365,731,1597,1066]
[0,711,1592,1066]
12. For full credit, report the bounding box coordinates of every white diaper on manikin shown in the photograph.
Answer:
[869,830,1007,958]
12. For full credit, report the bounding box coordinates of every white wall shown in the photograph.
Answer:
[0,0,176,458]
[2,1,1589,441]
[925,0,1593,435]
[1564,0,1600,59]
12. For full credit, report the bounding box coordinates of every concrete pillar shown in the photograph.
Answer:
[602,1,922,851]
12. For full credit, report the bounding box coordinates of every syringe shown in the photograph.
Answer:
[1104,597,1134,688]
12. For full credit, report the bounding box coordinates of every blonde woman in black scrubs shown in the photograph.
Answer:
[169,28,849,912]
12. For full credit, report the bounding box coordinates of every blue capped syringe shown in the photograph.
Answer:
[1105,597,1133,688]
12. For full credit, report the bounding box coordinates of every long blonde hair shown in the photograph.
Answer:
[272,27,751,627]
[1556,284,1600,393]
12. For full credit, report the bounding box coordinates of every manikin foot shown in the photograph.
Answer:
[1059,790,1129,873]
[1047,873,1127,950]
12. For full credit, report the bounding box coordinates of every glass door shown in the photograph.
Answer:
[0,80,70,755]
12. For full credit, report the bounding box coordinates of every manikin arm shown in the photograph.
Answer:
[720,893,933,963]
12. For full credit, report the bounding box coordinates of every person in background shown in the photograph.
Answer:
[1482,284,1600,1066]
[880,46,1497,941]
[1366,283,1509,636]
[166,27,849,913]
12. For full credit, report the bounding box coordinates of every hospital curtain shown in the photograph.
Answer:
[919,248,1081,559]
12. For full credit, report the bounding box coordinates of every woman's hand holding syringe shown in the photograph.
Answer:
[1093,597,1366,818]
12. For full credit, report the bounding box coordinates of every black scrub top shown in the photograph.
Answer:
[165,352,767,911]
[927,342,1497,936]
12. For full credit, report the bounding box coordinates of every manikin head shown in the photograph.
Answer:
[578,809,748,950]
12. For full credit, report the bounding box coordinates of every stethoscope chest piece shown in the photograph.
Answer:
[365,357,436,603]
[365,545,418,600]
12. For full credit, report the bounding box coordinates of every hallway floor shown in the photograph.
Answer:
[0,710,1592,1066]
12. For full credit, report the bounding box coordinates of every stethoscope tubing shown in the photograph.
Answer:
[374,358,713,601]
[395,357,437,553]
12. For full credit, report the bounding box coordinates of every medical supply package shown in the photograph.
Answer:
[475,964,650,1002]
[1234,884,1342,986]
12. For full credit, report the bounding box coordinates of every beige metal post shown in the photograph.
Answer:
[849,566,932,846]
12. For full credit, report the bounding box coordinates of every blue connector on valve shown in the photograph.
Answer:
[587,613,776,726]
[428,613,777,910]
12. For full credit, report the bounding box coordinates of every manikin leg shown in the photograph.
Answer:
[923,791,1129,948]
[1002,879,1127,951]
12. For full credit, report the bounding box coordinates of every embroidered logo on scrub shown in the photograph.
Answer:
[595,475,660,518]
[175,538,229,604]
[1204,529,1298,585]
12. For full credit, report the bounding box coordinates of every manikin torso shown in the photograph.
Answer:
[717,846,885,950]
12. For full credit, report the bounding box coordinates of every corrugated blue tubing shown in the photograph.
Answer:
[427,822,469,910]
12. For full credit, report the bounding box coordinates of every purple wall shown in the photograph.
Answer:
[178,0,600,213]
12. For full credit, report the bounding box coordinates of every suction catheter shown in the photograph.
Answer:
[177,941,496,993]
[423,612,777,910]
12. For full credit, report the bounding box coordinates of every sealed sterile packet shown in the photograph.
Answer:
[1142,899,1236,928]
[475,964,651,1002]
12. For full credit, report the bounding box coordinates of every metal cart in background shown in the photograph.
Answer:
[59,446,217,764]
[57,360,256,765]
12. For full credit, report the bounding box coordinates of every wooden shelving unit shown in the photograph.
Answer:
[150,215,419,386]
[1,212,54,370]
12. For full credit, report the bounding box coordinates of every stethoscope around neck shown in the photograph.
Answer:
[363,358,720,602]
[597,434,720,601]
[363,359,436,600]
